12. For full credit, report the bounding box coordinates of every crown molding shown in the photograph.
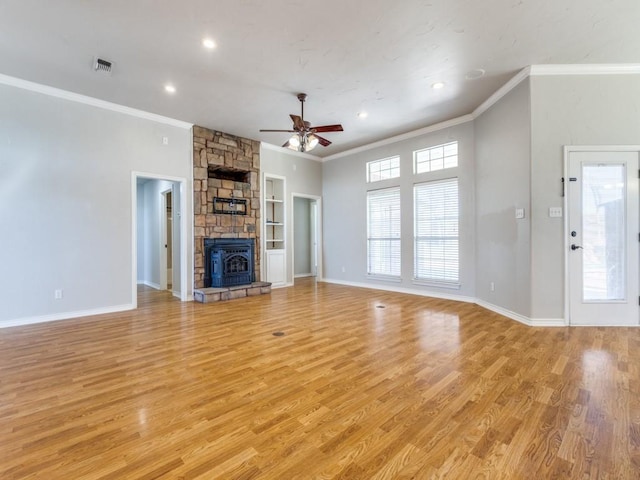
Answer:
[530,64,640,76]
[260,141,323,161]
[0,73,193,129]
[471,66,532,119]
[472,64,640,119]
[323,114,474,162]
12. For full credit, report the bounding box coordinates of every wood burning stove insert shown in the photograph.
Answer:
[204,238,255,288]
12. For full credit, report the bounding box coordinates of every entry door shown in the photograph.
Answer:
[567,151,639,326]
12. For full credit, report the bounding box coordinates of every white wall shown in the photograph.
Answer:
[474,79,532,317]
[293,197,312,276]
[0,81,192,325]
[322,121,476,299]
[530,74,640,319]
[260,146,322,285]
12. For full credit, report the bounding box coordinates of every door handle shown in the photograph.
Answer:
[571,244,583,250]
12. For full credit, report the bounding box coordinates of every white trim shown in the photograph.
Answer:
[475,299,533,326]
[366,274,402,283]
[321,278,476,304]
[472,67,531,118]
[0,73,193,129]
[260,141,322,161]
[530,318,568,327]
[139,280,161,290]
[321,64,640,162]
[0,304,135,329]
[323,115,474,162]
[530,64,640,76]
[294,273,314,278]
[132,172,190,309]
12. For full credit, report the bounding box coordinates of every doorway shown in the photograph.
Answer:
[565,148,640,326]
[292,194,322,280]
[133,173,187,307]
[162,189,173,291]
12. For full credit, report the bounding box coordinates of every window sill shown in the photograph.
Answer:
[367,274,402,283]
[412,279,461,290]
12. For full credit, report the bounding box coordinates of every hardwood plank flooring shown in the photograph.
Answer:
[1,279,639,479]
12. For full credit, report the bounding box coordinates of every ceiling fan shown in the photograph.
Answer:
[260,93,343,152]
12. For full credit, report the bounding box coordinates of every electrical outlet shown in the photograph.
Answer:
[341,266,346,273]
[162,136,169,145]
[54,289,63,300]
[515,208,525,219]
[490,282,495,292]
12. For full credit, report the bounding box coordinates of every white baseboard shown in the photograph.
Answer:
[530,318,568,327]
[1,304,135,329]
[321,278,476,304]
[475,299,533,326]
[139,280,161,290]
[294,273,314,278]
[322,279,568,327]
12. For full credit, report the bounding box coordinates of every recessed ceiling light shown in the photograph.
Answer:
[202,38,216,49]
[431,82,445,90]
[357,111,368,119]
[164,84,176,94]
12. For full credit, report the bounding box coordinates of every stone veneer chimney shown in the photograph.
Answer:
[193,126,261,289]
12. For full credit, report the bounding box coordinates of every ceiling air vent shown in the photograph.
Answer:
[93,57,113,75]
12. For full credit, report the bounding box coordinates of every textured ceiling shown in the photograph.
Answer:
[1,0,639,156]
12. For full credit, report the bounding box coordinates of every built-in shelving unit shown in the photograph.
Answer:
[263,174,286,286]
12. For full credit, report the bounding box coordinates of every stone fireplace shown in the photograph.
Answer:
[193,126,261,289]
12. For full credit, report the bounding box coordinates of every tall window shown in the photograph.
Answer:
[367,187,401,277]
[367,156,400,183]
[414,142,458,174]
[414,178,459,284]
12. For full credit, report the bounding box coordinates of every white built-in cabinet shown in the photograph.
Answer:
[263,174,286,286]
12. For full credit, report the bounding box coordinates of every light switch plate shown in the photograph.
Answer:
[515,208,525,219]
[549,207,563,218]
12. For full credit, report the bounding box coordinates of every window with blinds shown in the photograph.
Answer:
[414,142,458,174]
[367,187,401,277]
[367,156,400,183]
[414,178,459,284]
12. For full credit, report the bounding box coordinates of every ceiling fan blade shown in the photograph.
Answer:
[314,134,332,147]
[290,114,305,131]
[312,124,344,133]
[260,129,296,132]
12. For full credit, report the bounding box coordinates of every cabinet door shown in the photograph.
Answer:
[266,250,286,286]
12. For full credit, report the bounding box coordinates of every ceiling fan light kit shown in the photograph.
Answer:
[260,93,343,153]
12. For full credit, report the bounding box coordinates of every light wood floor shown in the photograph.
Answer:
[1,279,639,479]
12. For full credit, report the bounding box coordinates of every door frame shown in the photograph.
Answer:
[160,188,173,291]
[563,145,640,326]
[291,193,323,281]
[132,172,188,307]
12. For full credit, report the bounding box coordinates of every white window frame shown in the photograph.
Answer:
[367,156,400,183]
[414,141,458,174]
[367,187,401,279]
[413,178,459,288]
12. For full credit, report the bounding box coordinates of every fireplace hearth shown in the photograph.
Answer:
[204,238,255,288]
